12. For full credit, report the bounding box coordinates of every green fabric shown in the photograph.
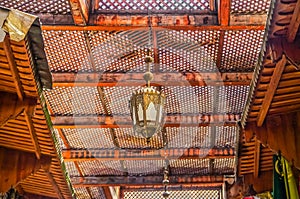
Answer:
[273,155,287,199]
[281,157,299,199]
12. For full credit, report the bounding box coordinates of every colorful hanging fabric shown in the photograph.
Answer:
[281,157,299,199]
[273,155,287,199]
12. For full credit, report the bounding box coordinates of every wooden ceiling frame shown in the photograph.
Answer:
[287,0,300,42]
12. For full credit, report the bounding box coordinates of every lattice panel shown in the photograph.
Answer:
[65,162,80,176]
[166,127,211,149]
[89,187,106,199]
[97,0,211,12]
[44,87,105,115]
[43,30,92,72]
[124,160,164,175]
[114,128,165,149]
[103,86,135,115]
[215,126,237,147]
[0,0,71,14]
[170,159,210,175]
[231,0,271,14]
[78,160,124,176]
[123,189,221,199]
[214,158,235,174]
[157,30,220,72]
[74,187,90,199]
[89,30,151,72]
[53,129,66,150]
[62,128,115,149]
[217,86,250,113]
[161,86,214,114]
[220,30,264,72]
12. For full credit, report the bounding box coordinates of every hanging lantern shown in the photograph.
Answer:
[129,54,166,142]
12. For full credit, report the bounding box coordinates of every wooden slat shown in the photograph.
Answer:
[45,171,64,199]
[62,148,235,161]
[257,54,287,126]
[287,0,300,42]
[253,137,261,178]
[2,36,24,100]
[219,0,231,26]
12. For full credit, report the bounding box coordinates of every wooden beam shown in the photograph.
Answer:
[2,35,24,100]
[62,148,235,161]
[287,0,300,42]
[219,0,231,26]
[24,104,41,159]
[52,114,240,128]
[57,129,70,149]
[253,137,261,178]
[45,171,64,199]
[69,0,90,25]
[102,187,113,199]
[52,72,252,87]
[71,175,225,187]
[0,147,52,192]
[42,25,265,31]
[256,54,287,126]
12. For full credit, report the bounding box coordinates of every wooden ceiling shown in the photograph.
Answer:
[1,0,300,198]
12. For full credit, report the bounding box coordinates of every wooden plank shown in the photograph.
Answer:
[24,105,41,159]
[52,114,240,128]
[287,0,300,42]
[62,148,235,161]
[69,0,89,25]
[2,36,24,100]
[257,54,287,126]
[57,129,71,149]
[71,175,225,187]
[52,72,252,87]
[253,137,260,178]
[45,171,64,199]
[102,187,113,199]
[219,0,231,26]
[42,25,265,31]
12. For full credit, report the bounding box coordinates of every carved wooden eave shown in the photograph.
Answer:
[0,7,74,198]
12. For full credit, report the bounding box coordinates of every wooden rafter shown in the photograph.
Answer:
[219,0,231,26]
[52,72,252,87]
[24,104,41,159]
[287,0,300,42]
[257,54,287,126]
[2,36,24,100]
[52,114,240,128]
[68,0,89,25]
[72,175,225,187]
[253,137,261,178]
[62,148,235,161]
[45,171,64,199]
[42,25,265,31]
[102,187,113,199]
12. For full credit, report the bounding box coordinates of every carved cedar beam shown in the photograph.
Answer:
[52,114,240,128]
[0,147,52,193]
[52,72,252,87]
[71,175,224,187]
[62,148,235,161]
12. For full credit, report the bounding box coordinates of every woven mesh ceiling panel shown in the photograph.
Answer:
[44,87,105,115]
[170,159,210,175]
[157,30,220,72]
[122,188,221,199]
[124,160,164,175]
[88,30,150,72]
[214,158,235,174]
[215,126,237,147]
[65,162,80,176]
[78,160,124,176]
[114,128,165,149]
[62,128,115,149]
[231,0,271,14]
[0,0,71,14]
[43,30,92,72]
[220,30,264,72]
[97,0,211,12]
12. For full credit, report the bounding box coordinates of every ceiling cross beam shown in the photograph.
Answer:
[71,175,225,187]
[2,35,24,100]
[62,148,235,161]
[52,114,240,128]
[287,0,300,42]
[256,54,287,126]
